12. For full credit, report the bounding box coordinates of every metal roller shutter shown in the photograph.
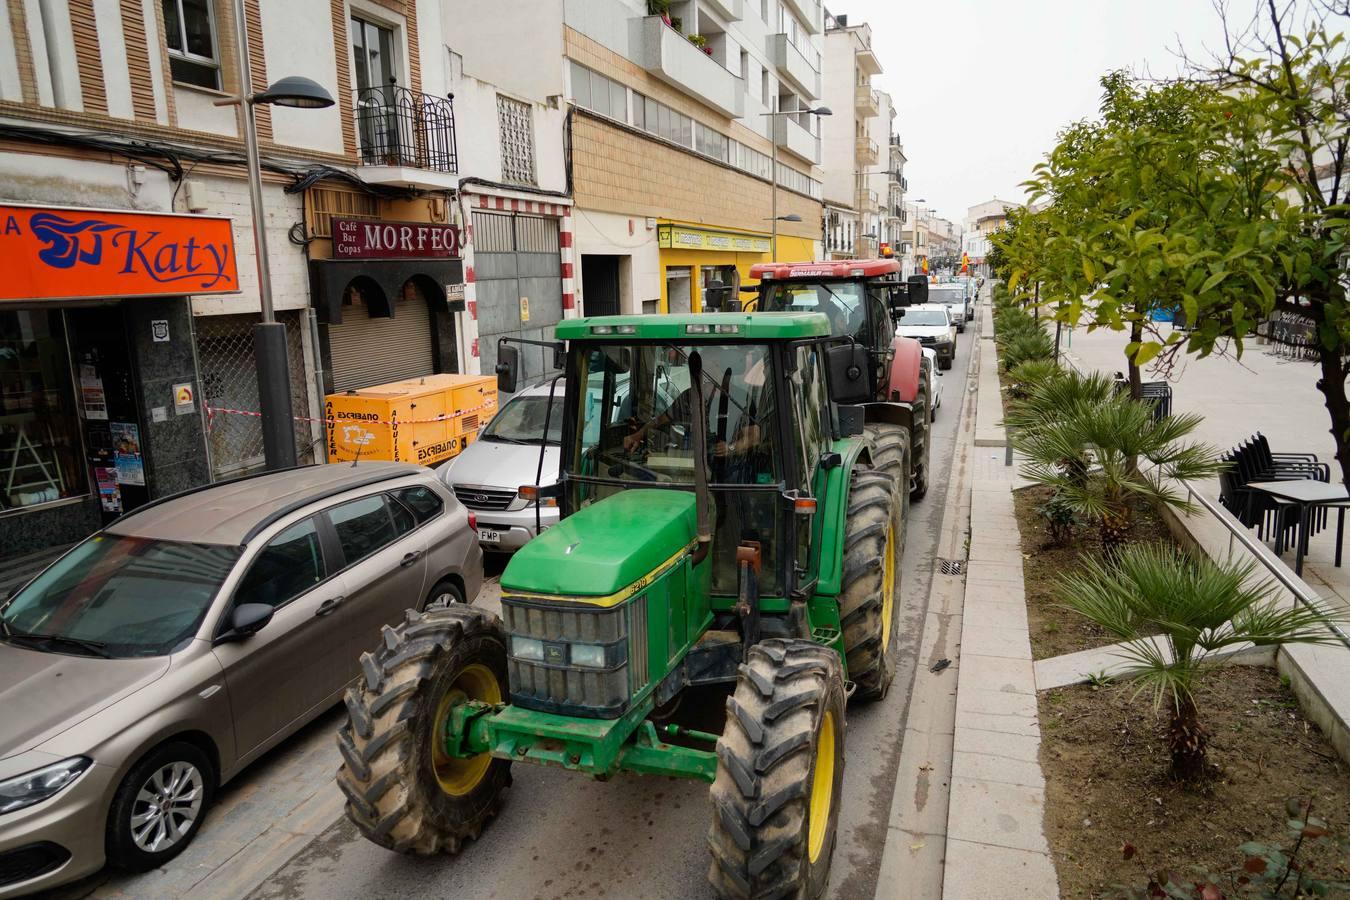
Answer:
[328,297,435,392]
[471,211,562,395]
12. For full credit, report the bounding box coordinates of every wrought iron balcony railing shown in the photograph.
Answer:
[354,82,458,173]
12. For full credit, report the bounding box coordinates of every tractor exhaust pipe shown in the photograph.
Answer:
[688,350,713,567]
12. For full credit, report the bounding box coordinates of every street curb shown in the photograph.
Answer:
[973,306,1005,448]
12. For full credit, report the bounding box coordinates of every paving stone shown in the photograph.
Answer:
[953,726,1041,763]
[961,653,1036,695]
[950,750,1046,790]
[943,838,1058,899]
[946,777,1051,854]
[955,686,1038,718]
[955,708,1040,738]
[961,623,1032,659]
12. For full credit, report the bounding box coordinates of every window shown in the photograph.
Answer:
[1,310,84,508]
[569,61,626,122]
[351,15,396,92]
[329,494,412,565]
[395,486,443,524]
[235,519,326,609]
[498,95,536,185]
[162,0,220,89]
[695,123,729,161]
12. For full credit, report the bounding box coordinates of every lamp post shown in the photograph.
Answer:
[763,104,831,261]
[218,0,333,470]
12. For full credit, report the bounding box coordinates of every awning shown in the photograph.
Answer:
[309,258,464,324]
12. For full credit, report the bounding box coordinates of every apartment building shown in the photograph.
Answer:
[819,9,881,259]
[883,133,908,252]
[962,197,1020,277]
[0,0,570,558]
[557,0,826,317]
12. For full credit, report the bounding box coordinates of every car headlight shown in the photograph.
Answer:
[569,643,607,668]
[0,757,91,815]
[511,636,544,661]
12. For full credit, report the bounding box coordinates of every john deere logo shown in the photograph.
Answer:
[543,642,566,665]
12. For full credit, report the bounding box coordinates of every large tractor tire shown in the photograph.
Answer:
[336,605,511,854]
[707,639,847,900]
[838,470,903,701]
[863,423,910,559]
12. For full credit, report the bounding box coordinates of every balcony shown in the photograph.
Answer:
[888,205,903,221]
[856,46,882,76]
[782,0,822,33]
[768,33,821,99]
[887,167,900,186]
[702,0,744,21]
[354,83,459,190]
[855,134,878,166]
[631,16,745,118]
[855,83,879,117]
[773,114,820,164]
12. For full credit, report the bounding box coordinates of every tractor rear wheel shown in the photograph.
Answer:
[838,470,903,701]
[336,605,511,854]
[863,423,910,559]
[707,639,846,900]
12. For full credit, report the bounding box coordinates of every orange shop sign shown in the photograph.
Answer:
[0,204,240,302]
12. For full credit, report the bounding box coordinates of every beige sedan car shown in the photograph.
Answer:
[0,462,481,896]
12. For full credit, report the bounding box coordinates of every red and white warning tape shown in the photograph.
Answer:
[205,398,497,430]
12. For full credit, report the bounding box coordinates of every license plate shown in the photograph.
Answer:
[477,527,502,544]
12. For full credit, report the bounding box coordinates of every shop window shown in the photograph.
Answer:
[497,95,537,185]
[162,0,221,90]
[0,310,86,510]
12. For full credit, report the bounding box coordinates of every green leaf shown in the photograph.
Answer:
[1134,342,1162,366]
[1251,270,1276,306]
[1200,270,1229,293]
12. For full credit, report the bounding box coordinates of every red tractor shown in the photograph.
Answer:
[745,259,933,501]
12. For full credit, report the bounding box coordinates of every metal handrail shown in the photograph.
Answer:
[1185,482,1350,648]
[353,82,458,173]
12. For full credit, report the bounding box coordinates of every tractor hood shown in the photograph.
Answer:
[501,489,697,599]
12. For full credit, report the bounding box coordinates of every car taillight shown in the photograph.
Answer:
[468,512,477,531]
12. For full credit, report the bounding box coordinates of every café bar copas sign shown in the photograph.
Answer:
[332,216,462,259]
[0,203,239,302]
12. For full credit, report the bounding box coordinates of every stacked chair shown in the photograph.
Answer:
[1218,432,1331,553]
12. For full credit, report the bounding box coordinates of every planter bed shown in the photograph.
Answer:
[1013,484,1175,659]
[1038,665,1350,898]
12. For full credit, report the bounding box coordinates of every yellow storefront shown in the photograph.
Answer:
[657,222,816,313]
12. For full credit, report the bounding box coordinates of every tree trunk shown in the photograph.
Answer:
[1128,320,1143,401]
[1168,692,1208,780]
[1316,347,1350,489]
[1098,506,1131,560]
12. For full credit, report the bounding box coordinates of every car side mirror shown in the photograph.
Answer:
[496,342,520,394]
[230,603,274,638]
[826,343,871,405]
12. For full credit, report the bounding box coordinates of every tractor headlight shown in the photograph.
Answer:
[511,636,544,661]
[569,643,607,668]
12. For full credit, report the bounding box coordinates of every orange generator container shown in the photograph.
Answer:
[324,374,497,466]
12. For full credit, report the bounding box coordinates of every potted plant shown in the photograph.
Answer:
[688,33,707,49]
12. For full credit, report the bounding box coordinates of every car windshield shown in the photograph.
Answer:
[0,535,240,658]
[482,393,564,445]
[901,309,949,326]
[757,281,865,336]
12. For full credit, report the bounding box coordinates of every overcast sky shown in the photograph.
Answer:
[851,0,1237,225]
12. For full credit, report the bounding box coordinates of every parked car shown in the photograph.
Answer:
[439,381,564,552]
[897,304,956,370]
[928,284,970,332]
[922,347,944,418]
[0,463,480,897]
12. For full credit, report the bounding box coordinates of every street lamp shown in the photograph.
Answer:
[217,0,334,470]
[762,105,831,261]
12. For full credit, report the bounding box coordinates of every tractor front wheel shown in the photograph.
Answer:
[707,639,847,900]
[336,605,511,854]
[838,471,903,701]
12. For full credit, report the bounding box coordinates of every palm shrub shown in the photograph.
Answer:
[1004,369,1115,434]
[999,328,1055,372]
[1005,359,1062,402]
[1015,391,1226,554]
[1056,543,1343,779]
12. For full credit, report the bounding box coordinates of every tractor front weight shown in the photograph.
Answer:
[441,699,718,784]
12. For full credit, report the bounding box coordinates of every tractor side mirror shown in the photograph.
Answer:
[826,343,871,405]
[888,285,907,317]
[906,276,928,305]
[496,343,520,394]
[551,342,566,371]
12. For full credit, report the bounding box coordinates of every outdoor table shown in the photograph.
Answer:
[1246,480,1350,576]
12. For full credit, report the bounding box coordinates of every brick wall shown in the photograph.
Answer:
[572,115,820,240]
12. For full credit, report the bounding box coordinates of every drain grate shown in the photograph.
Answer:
[938,558,966,576]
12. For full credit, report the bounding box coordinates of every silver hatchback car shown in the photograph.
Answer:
[0,462,481,896]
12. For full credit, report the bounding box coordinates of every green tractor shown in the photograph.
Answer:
[335,312,905,899]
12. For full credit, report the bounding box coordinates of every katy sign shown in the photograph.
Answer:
[331,217,462,260]
[0,204,239,302]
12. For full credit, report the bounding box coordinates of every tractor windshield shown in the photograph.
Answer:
[567,342,785,596]
[757,281,866,338]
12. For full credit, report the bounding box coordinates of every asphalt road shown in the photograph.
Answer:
[249,326,978,900]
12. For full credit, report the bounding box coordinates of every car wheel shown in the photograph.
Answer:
[423,579,466,611]
[106,742,215,872]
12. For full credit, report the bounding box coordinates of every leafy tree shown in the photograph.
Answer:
[1057,543,1343,779]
